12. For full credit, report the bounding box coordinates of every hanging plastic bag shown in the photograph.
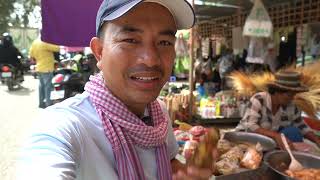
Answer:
[175,33,189,57]
[246,37,267,64]
[243,0,273,38]
[182,56,190,71]
[175,57,184,74]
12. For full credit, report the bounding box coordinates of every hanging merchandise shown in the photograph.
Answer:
[174,32,190,79]
[175,56,190,79]
[246,37,267,64]
[243,0,273,38]
[232,27,249,53]
[175,33,189,57]
[201,38,210,58]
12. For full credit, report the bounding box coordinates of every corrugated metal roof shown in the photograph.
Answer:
[195,0,301,21]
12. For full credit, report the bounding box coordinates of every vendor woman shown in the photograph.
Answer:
[236,71,320,149]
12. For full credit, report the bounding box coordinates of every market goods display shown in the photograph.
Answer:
[174,123,267,177]
[215,141,263,175]
[198,90,245,119]
[240,146,263,170]
[285,168,320,180]
[217,139,233,154]
[223,131,276,152]
[264,150,320,180]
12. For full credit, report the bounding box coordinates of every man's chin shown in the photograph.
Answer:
[131,92,160,104]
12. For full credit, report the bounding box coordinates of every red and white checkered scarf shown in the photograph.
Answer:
[85,74,172,180]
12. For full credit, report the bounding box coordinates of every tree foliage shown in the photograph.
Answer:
[0,0,15,33]
[0,0,40,34]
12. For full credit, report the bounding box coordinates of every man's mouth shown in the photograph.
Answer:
[131,76,159,81]
[129,71,161,81]
[128,72,162,90]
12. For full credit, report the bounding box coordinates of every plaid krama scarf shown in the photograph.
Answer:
[85,74,171,180]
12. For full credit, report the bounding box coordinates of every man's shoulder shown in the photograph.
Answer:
[252,92,268,100]
[49,92,96,117]
[39,93,98,130]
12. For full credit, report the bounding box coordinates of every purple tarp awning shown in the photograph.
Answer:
[41,0,103,47]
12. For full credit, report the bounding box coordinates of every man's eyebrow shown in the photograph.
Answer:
[119,25,176,37]
[119,25,143,33]
[159,29,177,37]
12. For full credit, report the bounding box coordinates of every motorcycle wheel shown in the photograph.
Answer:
[7,81,14,91]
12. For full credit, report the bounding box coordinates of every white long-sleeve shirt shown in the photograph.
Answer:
[17,92,178,180]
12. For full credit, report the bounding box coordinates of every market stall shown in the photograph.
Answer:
[161,82,246,126]
[167,2,320,178]
[168,0,320,124]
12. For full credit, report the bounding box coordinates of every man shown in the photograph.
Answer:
[29,38,60,108]
[18,1,214,180]
[236,71,320,150]
[218,48,234,90]
[0,33,24,78]
[311,33,320,60]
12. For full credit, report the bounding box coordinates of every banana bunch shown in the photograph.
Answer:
[187,128,220,171]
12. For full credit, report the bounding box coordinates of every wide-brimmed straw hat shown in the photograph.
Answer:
[267,71,309,92]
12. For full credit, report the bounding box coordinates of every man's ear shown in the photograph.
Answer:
[90,37,103,70]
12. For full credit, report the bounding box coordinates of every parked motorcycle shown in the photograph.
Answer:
[50,58,86,103]
[0,63,24,91]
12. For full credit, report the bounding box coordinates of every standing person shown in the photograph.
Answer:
[18,1,215,180]
[29,38,60,108]
[236,71,320,150]
[218,48,234,90]
[311,33,320,60]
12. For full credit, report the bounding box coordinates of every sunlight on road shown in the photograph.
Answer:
[0,75,43,180]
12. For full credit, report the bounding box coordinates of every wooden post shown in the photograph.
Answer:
[237,0,243,27]
[189,0,195,122]
[299,0,305,67]
[300,0,304,25]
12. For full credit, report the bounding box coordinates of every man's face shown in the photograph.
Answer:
[92,3,176,108]
[278,91,296,105]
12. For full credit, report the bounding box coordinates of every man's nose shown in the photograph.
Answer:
[138,44,161,66]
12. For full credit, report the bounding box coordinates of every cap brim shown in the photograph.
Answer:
[147,0,195,30]
[100,0,142,24]
[267,83,309,92]
[100,0,195,30]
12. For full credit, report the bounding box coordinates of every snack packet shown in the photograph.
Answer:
[240,143,263,169]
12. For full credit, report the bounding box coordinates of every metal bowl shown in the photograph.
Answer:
[223,131,277,152]
[264,150,320,180]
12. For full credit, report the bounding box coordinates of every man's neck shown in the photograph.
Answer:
[270,94,280,114]
[126,103,147,118]
[103,82,147,117]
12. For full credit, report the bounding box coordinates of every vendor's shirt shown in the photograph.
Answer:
[29,39,60,73]
[236,92,310,134]
[17,92,178,180]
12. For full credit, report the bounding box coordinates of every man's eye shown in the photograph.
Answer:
[123,39,138,43]
[159,40,173,46]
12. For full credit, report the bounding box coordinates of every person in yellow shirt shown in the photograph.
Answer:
[29,39,60,108]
